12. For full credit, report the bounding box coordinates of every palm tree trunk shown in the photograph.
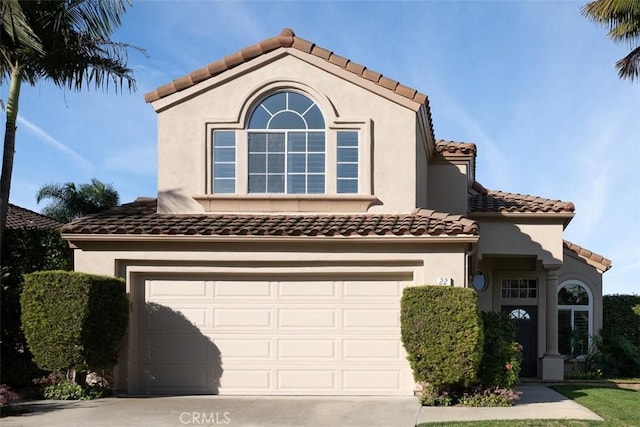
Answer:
[0,67,22,262]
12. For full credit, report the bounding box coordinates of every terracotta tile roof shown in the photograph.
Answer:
[564,240,612,272]
[144,28,431,110]
[435,140,477,156]
[6,204,63,229]
[61,198,478,238]
[469,182,575,214]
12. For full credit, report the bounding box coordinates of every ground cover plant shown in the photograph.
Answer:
[417,384,639,426]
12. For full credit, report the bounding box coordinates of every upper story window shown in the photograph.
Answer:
[208,89,367,205]
[247,91,326,194]
[212,131,236,193]
[337,131,359,194]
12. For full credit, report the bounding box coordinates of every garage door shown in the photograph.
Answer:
[136,276,415,395]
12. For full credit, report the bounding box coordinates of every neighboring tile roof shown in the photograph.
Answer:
[61,198,478,238]
[6,204,63,229]
[435,140,477,156]
[144,28,431,109]
[564,240,612,272]
[469,182,575,214]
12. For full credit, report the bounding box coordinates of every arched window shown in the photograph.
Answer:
[558,280,592,357]
[210,89,362,198]
[247,91,326,194]
[508,308,531,320]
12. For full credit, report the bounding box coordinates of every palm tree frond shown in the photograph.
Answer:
[36,179,119,222]
[616,45,640,80]
[66,0,129,39]
[582,0,640,82]
[0,0,44,54]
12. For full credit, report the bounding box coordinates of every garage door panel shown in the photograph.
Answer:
[220,369,271,390]
[277,370,336,390]
[141,333,208,363]
[138,277,414,395]
[342,370,400,390]
[142,305,210,331]
[147,279,210,299]
[278,308,336,328]
[213,308,271,328]
[214,280,271,297]
[343,309,399,328]
[278,281,336,297]
[143,365,208,392]
[343,339,402,359]
[278,339,336,359]
[213,338,271,359]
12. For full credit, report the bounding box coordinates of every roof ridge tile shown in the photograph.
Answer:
[144,28,431,110]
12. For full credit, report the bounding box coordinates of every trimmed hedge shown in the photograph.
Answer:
[21,271,128,372]
[400,285,483,387]
[598,294,640,377]
[1,228,72,386]
[602,295,640,345]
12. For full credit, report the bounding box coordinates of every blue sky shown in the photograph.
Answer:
[2,1,638,294]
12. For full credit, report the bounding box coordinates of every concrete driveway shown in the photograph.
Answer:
[1,396,421,427]
[1,386,602,427]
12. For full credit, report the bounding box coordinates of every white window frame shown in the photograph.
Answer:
[247,130,326,194]
[211,130,237,193]
[557,280,593,357]
[336,130,359,194]
[206,101,370,197]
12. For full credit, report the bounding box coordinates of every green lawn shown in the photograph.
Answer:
[418,385,639,427]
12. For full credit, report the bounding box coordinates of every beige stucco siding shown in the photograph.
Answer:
[476,219,565,265]
[427,163,469,215]
[72,240,469,287]
[156,53,419,214]
[70,238,469,394]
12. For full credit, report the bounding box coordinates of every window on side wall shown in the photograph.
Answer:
[558,281,592,357]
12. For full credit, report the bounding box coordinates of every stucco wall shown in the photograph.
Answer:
[427,162,469,215]
[70,238,469,392]
[72,240,469,287]
[155,53,420,215]
[476,219,565,265]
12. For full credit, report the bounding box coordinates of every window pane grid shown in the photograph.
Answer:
[337,131,359,194]
[501,278,537,298]
[249,92,325,130]
[558,282,592,357]
[249,131,325,194]
[213,131,236,193]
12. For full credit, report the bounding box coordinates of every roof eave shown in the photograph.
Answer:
[563,240,612,273]
[468,211,575,226]
[62,233,479,245]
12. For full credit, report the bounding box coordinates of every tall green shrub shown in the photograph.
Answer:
[598,294,640,377]
[478,311,522,389]
[21,271,128,373]
[400,285,483,387]
[1,228,72,386]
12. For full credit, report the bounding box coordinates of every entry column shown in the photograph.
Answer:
[542,265,563,380]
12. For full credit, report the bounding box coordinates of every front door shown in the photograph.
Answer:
[502,306,537,377]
